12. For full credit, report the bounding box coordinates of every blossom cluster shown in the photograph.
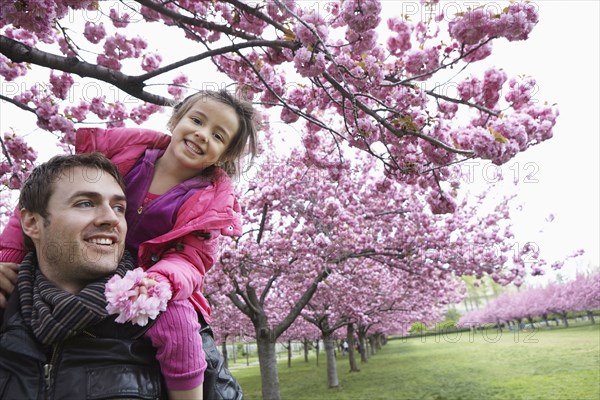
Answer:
[105,268,172,326]
[0,132,37,190]
[448,2,538,45]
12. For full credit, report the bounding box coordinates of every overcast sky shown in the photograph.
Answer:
[475,1,600,280]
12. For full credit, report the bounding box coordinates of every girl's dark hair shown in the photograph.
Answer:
[168,90,259,179]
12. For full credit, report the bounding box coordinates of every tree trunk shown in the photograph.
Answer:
[561,313,569,328]
[256,333,281,400]
[358,330,368,363]
[221,340,229,369]
[287,339,292,368]
[323,332,340,388]
[368,336,376,356]
[542,314,550,327]
[346,324,360,372]
[232,339,236,363]
[303,339,309,363]
[587,310,596,324]
[316,340,320,367]
[246,342,250,366]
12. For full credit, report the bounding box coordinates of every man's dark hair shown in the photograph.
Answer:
[18,152,125,251]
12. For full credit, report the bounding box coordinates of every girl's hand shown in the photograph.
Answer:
[0,262,18,308]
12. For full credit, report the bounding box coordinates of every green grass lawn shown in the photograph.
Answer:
[231,324,600,399]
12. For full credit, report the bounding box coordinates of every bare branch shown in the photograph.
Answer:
[256,203,268,244]
[134,0,259,40]
[273,267,330,339]
[0,94,37,114]
[138,39,298,81]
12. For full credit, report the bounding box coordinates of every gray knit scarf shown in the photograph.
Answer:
[17,252,136,345]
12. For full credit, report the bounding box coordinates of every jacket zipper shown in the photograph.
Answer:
[44,343,60,397]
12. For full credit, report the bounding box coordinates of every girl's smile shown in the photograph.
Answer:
[161,97,240,181]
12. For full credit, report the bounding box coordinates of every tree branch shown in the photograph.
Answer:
[273,267,330,339]
[137,39,298,81]
[321,71,474,156]
[0,35,170,105]
[256,203,268,244]
[134,0,259,40]
[0,94,37,115]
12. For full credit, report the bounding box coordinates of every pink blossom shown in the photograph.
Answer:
[341,0,382,33]
[293,11,328,46]
[427,192,457,214]
[463,41,493,63]
[130,103,162,124]
[64,102,90,122]
[141,53,162,72]
[2,132,37,162]
[505,76,536,110]
[457,76,482,101]
[280,107,300,124]
[49,71,75,100]
[438,101,458,117]
[293,47,326,77]
[168,73,189,99]
[35,97,59,120]
[448,8,494,45]
[109,8,130,28]
[97,54,122,70]
[103,34,147,61]
[481,68,507,108]
[386,17,412,56]
[495,2,539,42]
[108,101,128,126]
[105,268,172,326]
[0,0,57,41]
[47,114,75,135]
[57,37,77,57]
[266,0,297,23]
[3,27,37,46]
[83,22,106,44]
[90,97,112,119]
[403,47,440,79]
[346,29,378,55]
[0,55,27,81]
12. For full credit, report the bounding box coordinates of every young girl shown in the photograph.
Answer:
[0,90,258,399]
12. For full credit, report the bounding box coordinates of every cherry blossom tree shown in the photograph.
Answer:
[569,272,600,324]
[2,0,557,205]
[300,260,464,388]
[211,128,550,398]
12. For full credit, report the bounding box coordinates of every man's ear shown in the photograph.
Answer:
[19,208,42,241]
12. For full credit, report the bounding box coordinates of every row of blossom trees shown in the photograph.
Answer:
[458,272,600,328]
[201,131,563,393]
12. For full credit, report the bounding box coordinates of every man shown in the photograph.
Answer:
[0,153,243,400]
[0,153,168,399]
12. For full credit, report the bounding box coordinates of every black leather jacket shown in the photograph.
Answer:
[0,293,167,400]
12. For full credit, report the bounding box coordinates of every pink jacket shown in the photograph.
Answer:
[0,127,242,323]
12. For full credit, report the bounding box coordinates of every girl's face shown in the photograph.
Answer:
[167,97,239,173]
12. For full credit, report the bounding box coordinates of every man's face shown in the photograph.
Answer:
[23,166,127,293]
